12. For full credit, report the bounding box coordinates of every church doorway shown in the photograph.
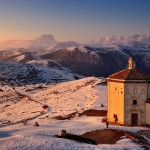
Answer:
[131,113,138,126]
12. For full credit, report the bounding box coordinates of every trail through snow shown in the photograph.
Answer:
[14,89,52,123]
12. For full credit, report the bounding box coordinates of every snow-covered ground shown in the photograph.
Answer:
[0,77,149,150]
[0,116,147,150]
[0,77,105,125]
[14,54,25,61]
[0,61,76,86]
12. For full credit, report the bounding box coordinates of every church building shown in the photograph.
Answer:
[107,57,150,126]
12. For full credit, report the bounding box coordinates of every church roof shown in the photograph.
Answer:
[109,68,150,80]
[108,57,150,81]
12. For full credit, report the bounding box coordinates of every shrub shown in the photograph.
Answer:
[102,117,107,123]
[21,119,28,125]
[42,105,49,109]
[34,122,40,127]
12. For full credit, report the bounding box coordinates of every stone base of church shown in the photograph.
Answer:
[107,118,124,125]
[107,119,147,126]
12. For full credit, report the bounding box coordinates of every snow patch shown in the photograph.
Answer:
[15,55,25,61]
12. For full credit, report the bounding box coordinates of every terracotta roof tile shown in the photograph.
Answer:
[109,69,150,80]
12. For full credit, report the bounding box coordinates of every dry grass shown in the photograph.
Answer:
[82,129,124,144]
[82,128,149,149]
[53,109,107,120]
[79,109,107,117]
[52,112,77,120]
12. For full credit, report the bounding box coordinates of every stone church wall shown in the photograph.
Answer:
[124,82,147,125]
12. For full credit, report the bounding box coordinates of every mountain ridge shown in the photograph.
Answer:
[89,34,150,47]
[1,34,150,79]
[1,34,150,50]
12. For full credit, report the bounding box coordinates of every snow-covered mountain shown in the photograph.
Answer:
[48,41,80,50]
[0,61,79,86]
[1,44,150,77]
[89,34,150,47]
[1,34,150,50]
[1,34,150,79]
[31,34,58,48]
[0,34,58,50]
[0,34,81,50]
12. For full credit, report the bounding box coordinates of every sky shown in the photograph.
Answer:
[0,0,150,42]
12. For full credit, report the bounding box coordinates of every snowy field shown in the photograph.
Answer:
[0,116,148,150]
[0,77,149,150]
[0,77,106,125]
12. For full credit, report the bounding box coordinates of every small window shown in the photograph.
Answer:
[133,100,137,105]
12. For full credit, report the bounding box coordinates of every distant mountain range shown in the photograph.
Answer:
[89,34,150,47]
[0,34,79,50]
[1,34,150,50]
[0,34,150,83]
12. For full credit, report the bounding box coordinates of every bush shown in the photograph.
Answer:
[102,117,107,123]
[34,122,39,127]
[42,105,49,109]
[21,119,28,125]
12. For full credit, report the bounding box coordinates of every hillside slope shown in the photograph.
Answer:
[1,45,150,78]
[0,77,106,126]
[0,61,76,86]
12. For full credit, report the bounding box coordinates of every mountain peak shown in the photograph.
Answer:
[36,34,56,42]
